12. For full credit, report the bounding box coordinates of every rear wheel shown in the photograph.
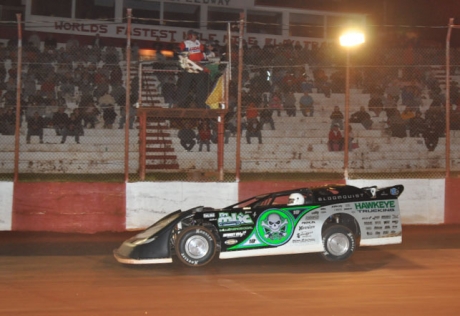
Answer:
[321,225,356,262]
[175,226,217,267]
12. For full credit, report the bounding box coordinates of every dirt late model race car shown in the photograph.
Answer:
[114,184,404,267]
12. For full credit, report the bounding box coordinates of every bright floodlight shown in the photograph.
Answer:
[340,31,365,47]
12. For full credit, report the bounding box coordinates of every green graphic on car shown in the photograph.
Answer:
[228,206,320,250]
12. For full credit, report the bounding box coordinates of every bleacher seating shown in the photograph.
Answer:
[1,45,459,175]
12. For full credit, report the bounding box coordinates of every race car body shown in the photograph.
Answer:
[114,184,404,267]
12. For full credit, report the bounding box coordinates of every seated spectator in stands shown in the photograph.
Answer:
[25,98,45,120]
[328,124,343,151]
[72,108,84,136]
[386,108,407,138]
[245,102,259,123]
[424,120,441,151]
[385,79,401,104]
[59,70,75,98]
[284,90,297,117]
[269,92,283,117]
[51,106,69,136]
[299,90,314,117]
[178,122,197,151]
[368,95,384,117]
[224,111,237,142]
[93,74,110,100]
[330,106,344,130]
[0,107,16,135]
[161,76,177,108]
[382,94,397,111]
[102,104,117,129]
[198,122,212,152]
[23,71,37,100]
[61,113,83,144]
[246,118,262,144]
[40,74,56,99]
[409,110,426,137]
[401,107,415,129]
[350,106,373,130]
[82,102,100,129]
[259,103,275,130]
[26,111,44,144]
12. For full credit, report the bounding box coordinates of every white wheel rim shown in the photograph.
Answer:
[185,235,209,259]
[327,233,350,256]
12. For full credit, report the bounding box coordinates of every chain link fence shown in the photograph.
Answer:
[1,15,459,182]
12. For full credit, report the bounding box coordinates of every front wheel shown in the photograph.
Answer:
[321,225,356,262]
[175,226,217,267]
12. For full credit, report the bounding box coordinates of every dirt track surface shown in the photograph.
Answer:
[1,225,460,316]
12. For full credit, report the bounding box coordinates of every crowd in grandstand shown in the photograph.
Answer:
[0,31,459,152]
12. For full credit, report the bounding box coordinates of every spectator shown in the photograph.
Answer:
[409,110,426,137]
[0,107,16,135]
[198,122,212,152]
[385,79,401,104]
[386,108,407,138]
[368,94,384,117]
[269,92,283,117]
[259,103,275,130]
[26,111,44,144]
[175,29,209,108]
[246,118,262,144]
[350,106,373,130]
[245,102,259,123]
[401,107,415,130]
[329,105,344,130]
[51,106,69,136]
[61,113,83,144]
[82,102,100,129]
[161,76,177,108]
[284,90,297,117]
[423,120,441,151]
[102,104,117,129]
[299,90,314,117]
[328,124,343,151]
[178,122,197,151]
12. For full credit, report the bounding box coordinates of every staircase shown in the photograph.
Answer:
[145,118,179,170]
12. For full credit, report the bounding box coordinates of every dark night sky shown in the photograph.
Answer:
[256,0,460,45]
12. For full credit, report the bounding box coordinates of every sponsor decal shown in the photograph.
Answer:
[219,226,253,232]
[256,209,294,246]
[390,188,399,196]
[224,239,238,246]
[223,231,247,238]
[355,201,396,213]
[218,212,254,227]
[317,193,365,202]
[203,213,215,218]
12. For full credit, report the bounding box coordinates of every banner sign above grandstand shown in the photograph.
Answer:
[26,20,324,48]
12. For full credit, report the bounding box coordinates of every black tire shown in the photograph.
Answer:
[321,225,356,262]
[175,226,217,267]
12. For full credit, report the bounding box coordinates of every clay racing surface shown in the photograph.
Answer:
[1,225,459,315]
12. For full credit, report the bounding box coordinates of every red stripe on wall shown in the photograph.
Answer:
[12,182,126,233]
[445,178,460,224]
[239,180,346,201]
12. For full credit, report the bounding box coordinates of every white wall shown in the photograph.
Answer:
[0,182,14,231]
[126,182,239,230]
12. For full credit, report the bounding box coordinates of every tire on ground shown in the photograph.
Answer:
[321,225,356,262]
[175,226,217,267]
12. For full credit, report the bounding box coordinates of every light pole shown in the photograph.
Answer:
[340,30,364,180]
